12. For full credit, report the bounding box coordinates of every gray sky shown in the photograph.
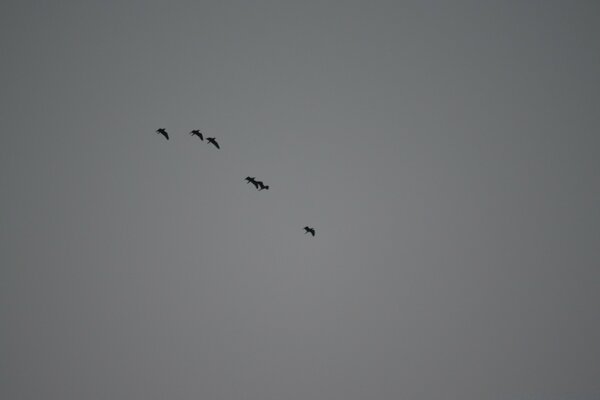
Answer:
[2,1,599,399]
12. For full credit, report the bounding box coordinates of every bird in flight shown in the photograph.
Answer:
[304,226,315,236]
[256,181,270,191]
[156,128,169,140]
[190,130,204,140]
[206,137,220,149]
[245,177,259,188]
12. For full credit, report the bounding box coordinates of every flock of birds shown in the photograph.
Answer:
[155,128,316,237]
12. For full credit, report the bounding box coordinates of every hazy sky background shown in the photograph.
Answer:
[2,1,599,399]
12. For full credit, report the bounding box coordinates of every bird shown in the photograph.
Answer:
[245,177,260,189]
[156,128,169,140]
[304,226,315,236]
[256,181,270,191]
[206,137,220,149]
[190,130,204,140]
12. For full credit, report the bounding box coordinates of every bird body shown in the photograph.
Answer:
[304,226,315,236]
[206,137,220,149]
[156,128,169,140]
[190,130,204,140]
[245,177,269,191]
[256,181,270,191]
[245,177,260,189]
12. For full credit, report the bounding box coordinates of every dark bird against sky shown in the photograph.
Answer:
[245,177,259,189]
[206,137,220,149]
[190,130,204,140]
[256,181,269,191]
[247,177,261,189]
[304,226,315,236]
[155,128,169,140]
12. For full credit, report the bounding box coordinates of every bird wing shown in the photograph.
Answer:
[159,131,169,140]
[310,229,315,236]
[199,133,204,141]
[212,140,220,149]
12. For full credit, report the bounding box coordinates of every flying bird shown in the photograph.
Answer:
[206,137,220,149]
[190,130,204,140]
[256,181,270,191]
[245,177,260,189]
[304,226,315,236]
[155,128,169,140]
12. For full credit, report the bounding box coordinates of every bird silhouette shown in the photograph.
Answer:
[190,130,204,140]
[156,128,169,140]
[256,181,270,191]
[245,177,260,189]
[206,137,220,149]
[304,226,315,236]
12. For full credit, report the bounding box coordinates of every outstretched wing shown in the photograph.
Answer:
[310,229,315,236]
[211,139,220,149]
[157,129,169,140]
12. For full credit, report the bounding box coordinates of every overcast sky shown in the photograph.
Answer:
[2,1,600,399]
